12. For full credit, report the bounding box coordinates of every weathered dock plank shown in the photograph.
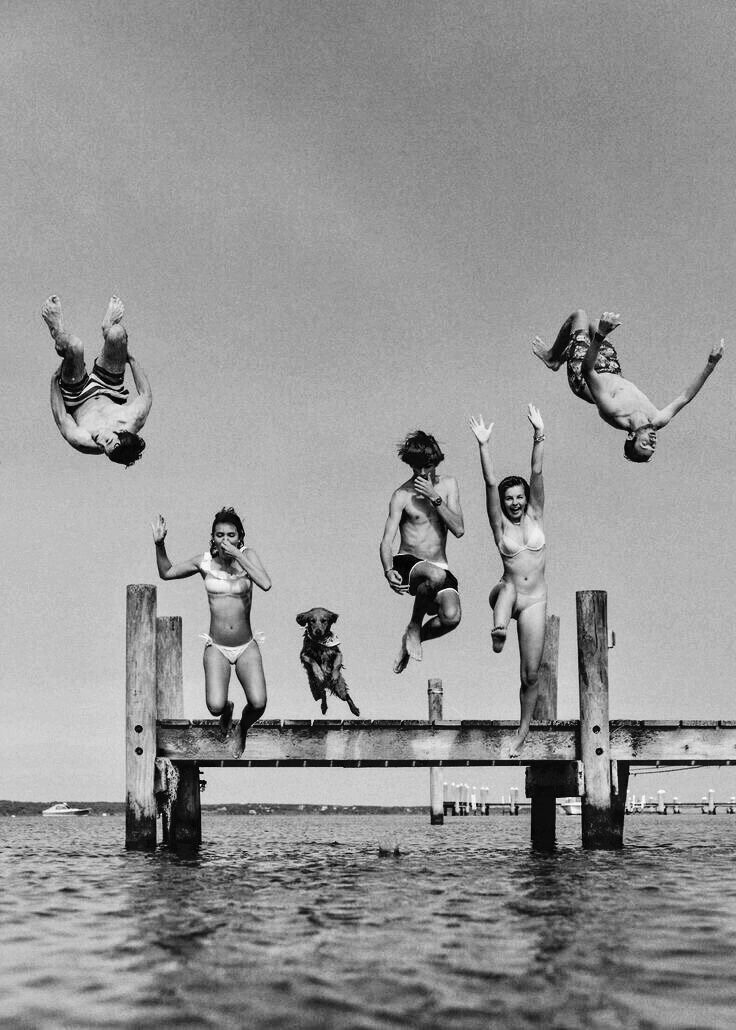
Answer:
[157,718,579,765]
[157,718,736,766]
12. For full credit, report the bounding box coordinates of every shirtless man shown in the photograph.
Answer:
[533,310,723,462]
[42,295,152,467]
[380,430,465,673]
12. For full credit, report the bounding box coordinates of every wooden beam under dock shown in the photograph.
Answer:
[156,718,736,767]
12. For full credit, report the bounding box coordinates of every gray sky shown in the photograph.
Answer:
[1,0,734,806]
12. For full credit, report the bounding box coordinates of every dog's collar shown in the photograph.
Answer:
[307,631,340,648]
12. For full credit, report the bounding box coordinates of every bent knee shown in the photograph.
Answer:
[206,700,226,717]
[103,323,128,346]
[440,603,461,627]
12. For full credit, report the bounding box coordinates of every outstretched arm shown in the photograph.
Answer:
[527,404,545,516]
[469,415,504,542]
[654,340,724,428]
[126,355,153,430]
[49,371,99,453]
[151,515,200,580]
[380,491,408,593]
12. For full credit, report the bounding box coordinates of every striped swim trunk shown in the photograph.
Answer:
[566,330,622,404]
[60,362,129,412]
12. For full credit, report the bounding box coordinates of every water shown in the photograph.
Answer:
[2,814,736,1029]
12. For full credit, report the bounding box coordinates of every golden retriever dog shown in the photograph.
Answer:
[296,607,360,717]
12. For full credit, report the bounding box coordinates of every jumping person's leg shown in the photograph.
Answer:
[404,564,448,658]
[233,643,267,756]
[97,296,128,375]
[489,581,515,653]
[532,309,589,370]
[203,644,233,738]
[42,295,87,382]
[509,601,547,757]
[419,588,461,642]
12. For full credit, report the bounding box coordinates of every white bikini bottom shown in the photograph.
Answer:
[200,632,265,665]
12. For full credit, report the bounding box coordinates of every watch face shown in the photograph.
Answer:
[432,495,442,506]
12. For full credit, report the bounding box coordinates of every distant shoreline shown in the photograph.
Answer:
[0,801,433,817]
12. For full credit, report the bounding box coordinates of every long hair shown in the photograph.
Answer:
[497,475,530,517]
[209,506,245,556]
[397,430,445,468]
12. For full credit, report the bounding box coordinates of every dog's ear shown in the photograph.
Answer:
[326,611,339,626]
[296,611,312,626]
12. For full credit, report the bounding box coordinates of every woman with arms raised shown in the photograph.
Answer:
[152,507,271,757]
[470,405,547,756]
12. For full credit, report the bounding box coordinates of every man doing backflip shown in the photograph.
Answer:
[380,430,464,673]
[533,310,723,462]
[42,295,152,467]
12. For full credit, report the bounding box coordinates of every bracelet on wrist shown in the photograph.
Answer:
[534,433,545,443]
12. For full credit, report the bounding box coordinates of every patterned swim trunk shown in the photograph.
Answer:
[60,362,129,412]
[566,330,622,403]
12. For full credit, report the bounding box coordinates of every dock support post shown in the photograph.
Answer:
[428,679,444,825]
[577,591,620,849]
[528,615,560,850]
[168,765,202,849]
[125,584,158,851]
[156,616,183,844]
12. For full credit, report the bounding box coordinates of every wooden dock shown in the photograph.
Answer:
[125,584,736,852]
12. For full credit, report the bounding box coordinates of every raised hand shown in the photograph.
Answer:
[469,414,494,444]
[151,514,167,544]
[527,403,544,434]
[707,339,724,367]
[597,311,621,337]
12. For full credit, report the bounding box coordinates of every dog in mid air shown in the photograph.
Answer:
[297,608,360,717]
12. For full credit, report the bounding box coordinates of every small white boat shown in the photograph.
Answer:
[42,802,91,817]
[557,797,582,815]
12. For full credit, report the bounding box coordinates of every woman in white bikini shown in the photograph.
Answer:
[152,507,271,756]
[469,405,547,755]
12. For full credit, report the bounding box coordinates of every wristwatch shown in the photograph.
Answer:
[431,495,442,507]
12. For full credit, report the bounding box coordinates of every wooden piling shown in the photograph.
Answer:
[168,765,202,848]
[528,615,560,850]
[125,584,158,851]
[577,590,620,849]
[428,679,444,825]
[156,616,183,844]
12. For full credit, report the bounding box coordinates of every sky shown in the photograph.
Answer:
[1,0,734,807]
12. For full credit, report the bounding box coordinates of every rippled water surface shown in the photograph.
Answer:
[2,813,736,1028]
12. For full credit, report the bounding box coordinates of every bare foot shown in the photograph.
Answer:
[218,701,234,739]
[102,295,125,332]
[508,727,529,758]
[532,335,562,371]
[491,626,507,654]
[405,624,422,662]
[393,634,410,674]
[41,295,66,354]
[231,721,247,759]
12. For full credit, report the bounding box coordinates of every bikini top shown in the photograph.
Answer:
[498,518,546,559]
[199,552,251,598]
